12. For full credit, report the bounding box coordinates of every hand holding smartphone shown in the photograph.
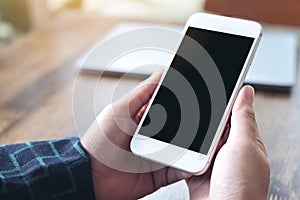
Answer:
[131,13,262,174]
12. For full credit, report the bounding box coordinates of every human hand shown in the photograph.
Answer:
[187,86,270,200]
[81,71,190,200]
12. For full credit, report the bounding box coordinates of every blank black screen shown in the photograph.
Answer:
[139,27,254,154]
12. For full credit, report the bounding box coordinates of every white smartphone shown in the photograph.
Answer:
[130,13,262,174]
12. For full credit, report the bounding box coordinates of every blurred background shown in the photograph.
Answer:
[0,0,204,47]
[1,0,299,47]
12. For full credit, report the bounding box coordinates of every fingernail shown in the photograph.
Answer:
[245,86,254,105]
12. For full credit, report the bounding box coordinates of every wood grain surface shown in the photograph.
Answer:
[0,11,299,199]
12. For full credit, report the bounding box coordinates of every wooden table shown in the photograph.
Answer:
[0,12,299,199]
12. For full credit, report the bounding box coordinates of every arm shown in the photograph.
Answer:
[0,137,95,200]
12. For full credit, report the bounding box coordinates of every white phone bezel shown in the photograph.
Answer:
[130,13,262,174]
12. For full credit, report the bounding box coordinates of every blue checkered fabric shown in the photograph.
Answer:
[0,137,95,200]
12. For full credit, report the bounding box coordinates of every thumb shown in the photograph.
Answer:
[116,70,162,119]
[227,85,260,144]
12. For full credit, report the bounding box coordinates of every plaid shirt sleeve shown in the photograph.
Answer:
[0,137,95,200]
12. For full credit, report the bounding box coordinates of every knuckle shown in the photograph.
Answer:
[241,106,256,122]
[256,138,268,155]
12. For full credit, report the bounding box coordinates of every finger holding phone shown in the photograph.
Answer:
[187,85,270,200]
[82,73,270,200]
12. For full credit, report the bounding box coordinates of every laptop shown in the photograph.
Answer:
[77,22,298,91]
